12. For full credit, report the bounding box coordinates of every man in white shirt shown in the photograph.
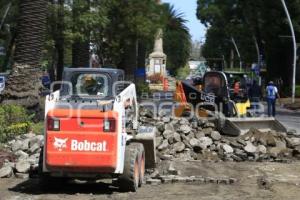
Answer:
[266,81,279,117]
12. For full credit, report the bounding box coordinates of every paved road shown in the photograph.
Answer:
[276,106,300,134]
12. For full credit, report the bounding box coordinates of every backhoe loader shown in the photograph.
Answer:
[174,71,287,136]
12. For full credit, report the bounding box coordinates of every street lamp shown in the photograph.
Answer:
[280,0,297,103]
[0,3,11,30]
[231,37,242,72]
[225,37,242,71]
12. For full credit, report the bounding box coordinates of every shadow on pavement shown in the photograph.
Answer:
[9,178,122,195]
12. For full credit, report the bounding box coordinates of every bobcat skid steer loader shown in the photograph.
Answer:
[39,68,156,192]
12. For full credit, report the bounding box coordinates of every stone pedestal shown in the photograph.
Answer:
[147,29,167,76]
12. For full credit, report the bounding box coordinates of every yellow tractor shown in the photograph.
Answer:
[174,71,286,136]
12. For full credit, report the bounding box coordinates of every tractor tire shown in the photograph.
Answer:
[38,147,52,189]
[131,143,145,187]
[38,147,67,190]
[118,143,143,192]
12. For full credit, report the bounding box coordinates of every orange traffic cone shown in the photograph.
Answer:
[163,77,169,91]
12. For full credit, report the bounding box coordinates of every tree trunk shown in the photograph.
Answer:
[71,0,90,68]
[119,37,137,81]
[230,49,234,69]
[14,0,47,66]
[1,0,47,108]
[72,41,90,68]
[55,0,64,81]
[137,40,146,84]
[1,67,42,108]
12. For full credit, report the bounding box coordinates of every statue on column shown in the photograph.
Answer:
[148,28,167,76]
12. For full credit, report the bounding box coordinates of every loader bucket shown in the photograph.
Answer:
[133,127,157,169]
[221,117,287,136]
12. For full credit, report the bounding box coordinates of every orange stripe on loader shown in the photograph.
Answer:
[174,81,189,117]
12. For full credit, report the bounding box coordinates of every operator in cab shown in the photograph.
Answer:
[82,75,104,96]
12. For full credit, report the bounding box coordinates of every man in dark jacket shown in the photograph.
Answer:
[248,80,262,115]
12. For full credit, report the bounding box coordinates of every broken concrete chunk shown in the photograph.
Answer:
[222,144,234,154]
[173,142,186,153]
[0,166,13,178]
[244,141,257,154]
[15,160,31,173]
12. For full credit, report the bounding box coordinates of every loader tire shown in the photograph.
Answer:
[118,143,142,192]
[38,147,67,190]
[38,147,52,189]
[132,143,145,187]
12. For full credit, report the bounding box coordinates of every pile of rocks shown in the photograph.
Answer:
[139,108,300,162]
[0,133,43,178]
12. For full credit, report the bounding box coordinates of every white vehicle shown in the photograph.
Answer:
[38,68,156,192]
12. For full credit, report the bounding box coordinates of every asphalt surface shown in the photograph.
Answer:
[276,105,300,134]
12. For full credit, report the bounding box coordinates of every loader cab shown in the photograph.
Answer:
[60,68,125,100]
[224,71,249,102]
[203,71,230,98]
[202,71,236,117]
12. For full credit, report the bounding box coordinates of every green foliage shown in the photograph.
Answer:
[65,0,109,43]
[175,65,190,80]
[0,105,32,142]
[163,4,191,74]
[136,83,150,96]
[97,0,163,67]
[3,0,192,81]
[0,0,19,71]
[296,85,300,97]
[3,123,31,141]
[197,0,300,85]
[31,122,44,135]
[281,85,300,97]
[44,0,110,68]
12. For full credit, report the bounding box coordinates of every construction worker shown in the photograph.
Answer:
[82,75,98,95]
[233,79,240,99]
[249,80,262,115]
[266,81,279,117]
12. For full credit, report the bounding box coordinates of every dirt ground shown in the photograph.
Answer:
[1,161,300,200]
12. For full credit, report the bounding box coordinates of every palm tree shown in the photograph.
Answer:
[1,0,47,108]
[162,4,191,74]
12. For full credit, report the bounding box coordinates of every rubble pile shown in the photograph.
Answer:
[139,108,300,162]
[0,108,299,179]
[0,133,43,178]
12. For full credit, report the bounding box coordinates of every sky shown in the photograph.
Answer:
[162,0,207,41]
